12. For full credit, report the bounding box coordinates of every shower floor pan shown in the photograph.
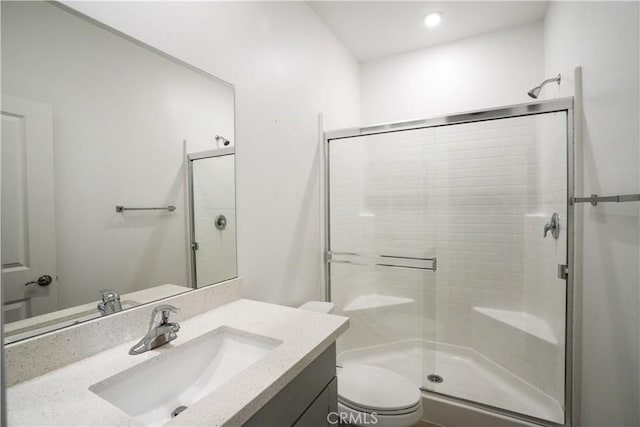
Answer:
[338,339,563,424]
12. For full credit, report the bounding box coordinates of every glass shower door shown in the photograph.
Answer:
[327,128,437,388]
[423,112,568,424]
[190,151,237,287]
[326,105,571,425]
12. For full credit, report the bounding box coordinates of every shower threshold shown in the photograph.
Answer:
[337,339,563,424]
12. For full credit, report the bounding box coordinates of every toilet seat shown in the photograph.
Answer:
[337,401,423,427]
[337,364,421,413]
[339,396,422,416]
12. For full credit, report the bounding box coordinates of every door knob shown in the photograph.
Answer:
[25,275,53,287]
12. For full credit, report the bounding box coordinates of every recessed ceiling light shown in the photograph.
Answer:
[423,12,442,28]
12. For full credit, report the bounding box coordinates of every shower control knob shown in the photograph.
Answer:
[543,213,560,239]
[215,214,227,230]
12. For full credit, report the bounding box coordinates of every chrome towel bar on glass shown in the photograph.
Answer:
[572,193,640,206]
[328,251,437,271]
[115,205,176,213]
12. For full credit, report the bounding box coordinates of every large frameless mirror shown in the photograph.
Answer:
[1,1,236,343]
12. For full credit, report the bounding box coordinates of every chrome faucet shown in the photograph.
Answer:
[97,289,123,316]
[129,304,180,355]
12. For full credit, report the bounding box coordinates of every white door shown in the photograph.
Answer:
[1,94,58,321]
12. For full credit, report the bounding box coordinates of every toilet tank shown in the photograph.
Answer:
[298,301,335,314]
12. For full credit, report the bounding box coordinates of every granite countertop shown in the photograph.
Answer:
[7,298,349,426]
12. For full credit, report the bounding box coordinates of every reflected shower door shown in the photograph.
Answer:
[423,112,568,424]
[328,128,437,388]
[190,152,237,287]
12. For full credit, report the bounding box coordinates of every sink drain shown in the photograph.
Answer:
[172,406,188,418]
[427,374,443,384]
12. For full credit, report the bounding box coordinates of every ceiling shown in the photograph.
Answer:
[308,1,549,62]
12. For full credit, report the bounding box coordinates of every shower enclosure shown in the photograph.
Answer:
[325,99,573,425]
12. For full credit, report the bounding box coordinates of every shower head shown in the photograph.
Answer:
[527,74,561,99]
[527,86,542,99]
[215,135,230,146]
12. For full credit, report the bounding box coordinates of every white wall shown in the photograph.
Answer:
[63,1,361,306]
[544,2,640,425]
[360,21,544,124]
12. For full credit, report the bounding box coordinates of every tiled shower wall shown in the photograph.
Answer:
[330,113,566,402]
[434,118,534,346]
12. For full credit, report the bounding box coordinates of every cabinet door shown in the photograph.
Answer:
[294,377,337,427]
[244,344,336,426]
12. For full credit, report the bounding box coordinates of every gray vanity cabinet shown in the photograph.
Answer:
[244,344,338,427]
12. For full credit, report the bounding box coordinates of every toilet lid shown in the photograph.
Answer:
[338,364,421,412]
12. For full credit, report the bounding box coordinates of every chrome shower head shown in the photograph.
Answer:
[527,74,561,99]
[528,86,542,99]
[215,135,230,146]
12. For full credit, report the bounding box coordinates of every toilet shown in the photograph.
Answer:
[299,302,423,427]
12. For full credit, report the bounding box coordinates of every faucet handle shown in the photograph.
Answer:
[149,304,179,328]
[99,289,120,302]
[153,304,179,315]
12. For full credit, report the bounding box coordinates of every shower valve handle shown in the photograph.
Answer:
[543,213,560,239]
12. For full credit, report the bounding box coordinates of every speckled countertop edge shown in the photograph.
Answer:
[7,298,349,426]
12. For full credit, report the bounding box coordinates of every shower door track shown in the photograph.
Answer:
[323,97,575,427]
[420,388,567,427]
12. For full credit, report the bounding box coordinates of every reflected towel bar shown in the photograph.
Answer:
[116,205,176,213]
[573,193,640,206]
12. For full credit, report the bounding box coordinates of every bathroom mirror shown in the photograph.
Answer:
[1,1,236,343]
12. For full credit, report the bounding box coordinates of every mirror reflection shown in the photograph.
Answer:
[1,1,236,343]
[189,149,237,287]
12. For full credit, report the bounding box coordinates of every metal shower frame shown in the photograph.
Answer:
[322,97,575,427]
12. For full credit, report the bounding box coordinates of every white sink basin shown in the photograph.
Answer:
[90,327,281,426]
